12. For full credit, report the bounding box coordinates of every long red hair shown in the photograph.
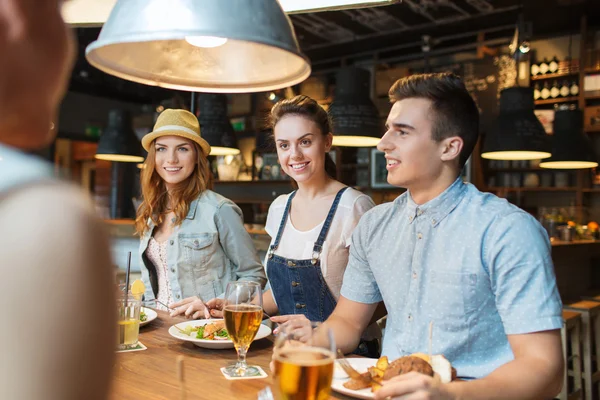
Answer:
[135,140,212,235]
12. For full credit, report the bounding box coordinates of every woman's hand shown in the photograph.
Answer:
[205,298,226,318]
[270,314,312,341]
[169,296,211,319]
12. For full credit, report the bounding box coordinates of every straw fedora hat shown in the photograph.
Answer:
[141,109,211,156]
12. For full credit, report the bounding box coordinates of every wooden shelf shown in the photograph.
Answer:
[582,188,600,193]
[534,96,579,105]
[585,68,600,74]
[531,71,578,81]
[584,94,600,101]
[486,187,578,192]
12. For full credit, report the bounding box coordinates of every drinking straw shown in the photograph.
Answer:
[124,251,131,308]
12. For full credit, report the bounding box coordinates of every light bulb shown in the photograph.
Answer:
[185,36,228,48]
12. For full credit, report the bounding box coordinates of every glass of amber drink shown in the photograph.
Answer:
[223,281,263,377]
[116,293,141,350]
[273,322,336,400]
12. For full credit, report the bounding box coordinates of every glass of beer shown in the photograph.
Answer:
[116,292,141,350]
[223,281,263,377]
[273,322,336,400]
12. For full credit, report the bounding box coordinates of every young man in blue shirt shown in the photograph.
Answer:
[302,73,563,399]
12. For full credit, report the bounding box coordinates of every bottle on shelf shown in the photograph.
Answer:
[560,80,570,97]
[533,82,541,100]
[550,80,560,98]
[548,55,559,74]
[540,81,551,99]
[570,79,580,96]
[539,57,550,75]
[531,60,540,76]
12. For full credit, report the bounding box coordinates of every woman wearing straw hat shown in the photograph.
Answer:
[135,109,266,319]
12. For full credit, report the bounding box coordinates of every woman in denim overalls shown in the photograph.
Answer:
[261,96,380,357]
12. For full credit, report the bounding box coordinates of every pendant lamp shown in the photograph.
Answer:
[95,109,144,162]
[85,0,311,93]
[481,87,551,160]
[329,67,381,147]
[539,107,598,169]
[197,94,240,156]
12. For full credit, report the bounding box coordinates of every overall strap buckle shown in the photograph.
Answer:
[311,248,322,265]
[267,245,276,259]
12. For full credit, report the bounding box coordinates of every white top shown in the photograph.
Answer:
[145,237,173,311]
[265,187,375,299]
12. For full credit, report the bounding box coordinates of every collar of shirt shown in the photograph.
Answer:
[399,177,468,227]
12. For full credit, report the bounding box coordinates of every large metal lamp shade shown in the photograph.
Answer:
[329,67,381,147]
[95,109,144,162]
[85,0,311,93]
[539,108,598,169]
[197,94,240,156]
[481,87,551,160]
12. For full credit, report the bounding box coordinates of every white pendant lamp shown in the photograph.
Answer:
[85,0,311,93]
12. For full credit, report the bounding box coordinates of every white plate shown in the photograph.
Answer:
[139,307,158,327]
[168,319,272,350]
[331,358,378,400]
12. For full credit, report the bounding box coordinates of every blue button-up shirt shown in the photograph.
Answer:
[341,178,562,379]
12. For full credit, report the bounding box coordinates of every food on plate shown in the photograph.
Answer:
[140,310,147,322]
[342,353,456,392]
[178,321,230,340]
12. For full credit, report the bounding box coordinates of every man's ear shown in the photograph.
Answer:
[440,136,463,163]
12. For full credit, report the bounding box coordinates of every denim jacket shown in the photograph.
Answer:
[139,190,266,303]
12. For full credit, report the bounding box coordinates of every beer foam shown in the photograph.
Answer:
[275,347,335,366]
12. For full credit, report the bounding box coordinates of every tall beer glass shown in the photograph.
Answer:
[223,281,263,377]
[273,322,335,400]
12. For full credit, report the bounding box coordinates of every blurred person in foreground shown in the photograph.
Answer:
[278,73,563,400]
[0,1,115,399]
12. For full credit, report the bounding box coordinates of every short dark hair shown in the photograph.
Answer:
[389,72,479,169]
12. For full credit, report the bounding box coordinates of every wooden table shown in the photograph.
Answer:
[110,310,352,400]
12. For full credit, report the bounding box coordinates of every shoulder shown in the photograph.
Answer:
[196,189,238,210]
[0,181,112,274]
[337,187,375,214]
[463,184,537,224]
[268,192,293,213]
[359,191,406,224]
[461,184,549,248]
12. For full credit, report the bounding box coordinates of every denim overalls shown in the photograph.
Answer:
[266,187,348,322]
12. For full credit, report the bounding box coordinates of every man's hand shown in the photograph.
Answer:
[374,373,455,400]
[170,296,210,319]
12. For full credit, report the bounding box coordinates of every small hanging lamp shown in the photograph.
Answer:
[481,87,551,160]
[539,107,598,169]
[95,109,144,162]
[197,94,240,157]
[85,0,311,93]
[329,67,381,147]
